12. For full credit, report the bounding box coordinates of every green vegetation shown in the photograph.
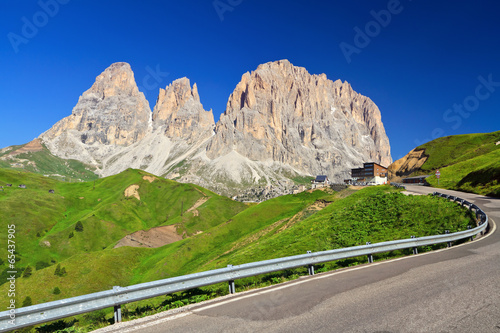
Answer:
[22,296,32,307]
[195,186,474,268]
[54,264,67,277]
[414,131,500,197]
[0,168,476,332]
[0,168,246,307]
[291,175,315,185]
[22,266,33,278]
[75,221,84,232]
[0,142,98,182]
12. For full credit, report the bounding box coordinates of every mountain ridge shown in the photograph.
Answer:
[26,60,391,197]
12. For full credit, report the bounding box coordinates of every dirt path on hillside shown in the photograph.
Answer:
[278,199,331,233]
[114,225,182,249]
[186,196,209,216]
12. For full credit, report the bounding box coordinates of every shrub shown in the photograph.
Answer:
[75,221,84,232]
[53,287,61,295]
[22,296,32,307]
[22,266,32,278]
[35,261,50,270]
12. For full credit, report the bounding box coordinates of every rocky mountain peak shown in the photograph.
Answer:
[39,62,152,164]
[152,77,214,141]
[85,62,141,99]
[207,59,392,180]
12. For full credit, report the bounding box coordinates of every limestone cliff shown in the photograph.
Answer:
[40,62,151,165]
[97,77,215,178]
[205,60,392,183]
[152,77,214,143]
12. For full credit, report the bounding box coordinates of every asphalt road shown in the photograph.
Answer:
[96,186,500,333]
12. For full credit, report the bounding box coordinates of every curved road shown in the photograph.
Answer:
[96,186,500,333]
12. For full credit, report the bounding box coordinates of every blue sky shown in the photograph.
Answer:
[1,0,499,161]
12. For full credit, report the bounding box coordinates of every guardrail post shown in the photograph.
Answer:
[445,230,451,247]
[411,236,418,254]
[114,305,122,323]
[113,286,122,323]
[467,226,474,241]
[366,242,373,263]
[228,280,235,294]
[227,265,235,294]
[479,216,486,235]
[307,251,315,275]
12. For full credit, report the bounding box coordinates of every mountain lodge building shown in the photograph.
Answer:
[350,162,388,185]
[312,175,330,188]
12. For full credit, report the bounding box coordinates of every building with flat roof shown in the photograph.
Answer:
[351,162,388,185]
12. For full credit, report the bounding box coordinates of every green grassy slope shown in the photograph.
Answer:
[216,186,474,267]
[0,186,336,308]
[0,168,247,307]
[133,189,335,283]
[414,131,500,196]
[416,131,500,171]
[0,142,98,182]
[0,172,476,329]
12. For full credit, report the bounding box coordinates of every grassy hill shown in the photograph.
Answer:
[393,131,500,197]
[0,169,476,332]
[0,168,246,304]
[0,140,98,182]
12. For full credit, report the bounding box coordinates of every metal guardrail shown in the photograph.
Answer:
[0,192,489,332]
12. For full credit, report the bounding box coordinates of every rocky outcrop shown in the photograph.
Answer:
[7,139,44,156]
[388,148,428,180]
[152,77,214,143]
[40,62,152,165]
[206,60,392,183]
[93,77,215,178]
